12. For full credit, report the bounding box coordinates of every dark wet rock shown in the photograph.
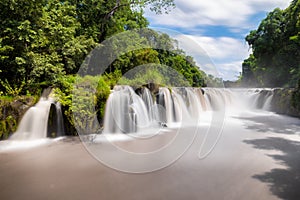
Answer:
[158,122,167,128]
[143,82,160,94]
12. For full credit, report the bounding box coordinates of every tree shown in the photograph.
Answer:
[0,0,45,91]
[70,0,174,42]
[105,30,206,87]
[242,0,300,87]
[29,0,95,85]
[0,0,176,95]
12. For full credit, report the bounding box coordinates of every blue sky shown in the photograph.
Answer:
[145,0,292,80]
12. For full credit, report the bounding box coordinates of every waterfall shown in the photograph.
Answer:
[262,90,274,111]
[9,86,279,138]
[102,86,280,134]
[172,88,195,121]
[10,98,52,140]
[203,88,233,111]
[140,87,155,121]
[103,86,150,134]
[157,88,176,124]
[10,94,65,140]
[245,88,274,110]
[103,86,232,134]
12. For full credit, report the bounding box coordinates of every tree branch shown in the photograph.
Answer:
[104,0,136,20]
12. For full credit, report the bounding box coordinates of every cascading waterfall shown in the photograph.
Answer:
[195,88,208,111]
[171,88,196,121]
[157,88,176,124]
[240,88,275,110]
[262,90,274,111]
[104,86,212,134]
[103,86,151,134]
[103,86,229,134]
[140,87,155,121]
[10,95,65,140]
[10,98,52,140]
[103,86,278,134]
[10,86,278,139]
[185,88,203,118]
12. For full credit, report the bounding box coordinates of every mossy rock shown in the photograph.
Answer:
[0,96,37,140]
[271,88,300,118]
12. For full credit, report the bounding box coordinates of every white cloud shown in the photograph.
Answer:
[188,36,250,60]
[145,0,292,28]
[172,34,250,80]
[216,61,244,80]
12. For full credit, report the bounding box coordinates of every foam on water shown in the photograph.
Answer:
[0,137,65,152]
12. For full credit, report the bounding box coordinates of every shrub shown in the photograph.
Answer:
[54,75,110,135]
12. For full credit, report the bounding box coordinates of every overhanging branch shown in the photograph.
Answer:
[104,0,136,20]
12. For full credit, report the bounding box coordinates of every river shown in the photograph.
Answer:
[0,88,299,200]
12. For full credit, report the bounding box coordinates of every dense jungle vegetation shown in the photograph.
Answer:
[241,0,300,88]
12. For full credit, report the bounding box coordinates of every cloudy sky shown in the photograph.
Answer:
[145,0,292,80]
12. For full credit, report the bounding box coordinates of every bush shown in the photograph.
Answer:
[117,64,190,88]
[54,75,110,135]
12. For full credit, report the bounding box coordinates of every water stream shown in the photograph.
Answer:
[9,97,65,140]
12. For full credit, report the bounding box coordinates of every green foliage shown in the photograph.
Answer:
[28,0,97,86]
[0,0,174,95]
[106,30,206,87]
[157,51,206,87]
[242,0,300,87]
[0,0,44,90]
[204,75,224,88]
[0,79,26,97]
[117,64,189,87]
[0,115,17,139]
[0,114,17,139]
[103,69,123,89]
[54,75,110,135]
[95,77,111,121]
[68,0,172,41]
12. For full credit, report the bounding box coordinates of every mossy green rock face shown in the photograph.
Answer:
[271,88,300,118]
[0,96,37,140]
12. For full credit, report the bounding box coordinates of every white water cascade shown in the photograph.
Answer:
[10,96,65,140]
[9,86,277,139]
[103,86,151,133]
[103,86,276,134]
[103,86,219,134]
